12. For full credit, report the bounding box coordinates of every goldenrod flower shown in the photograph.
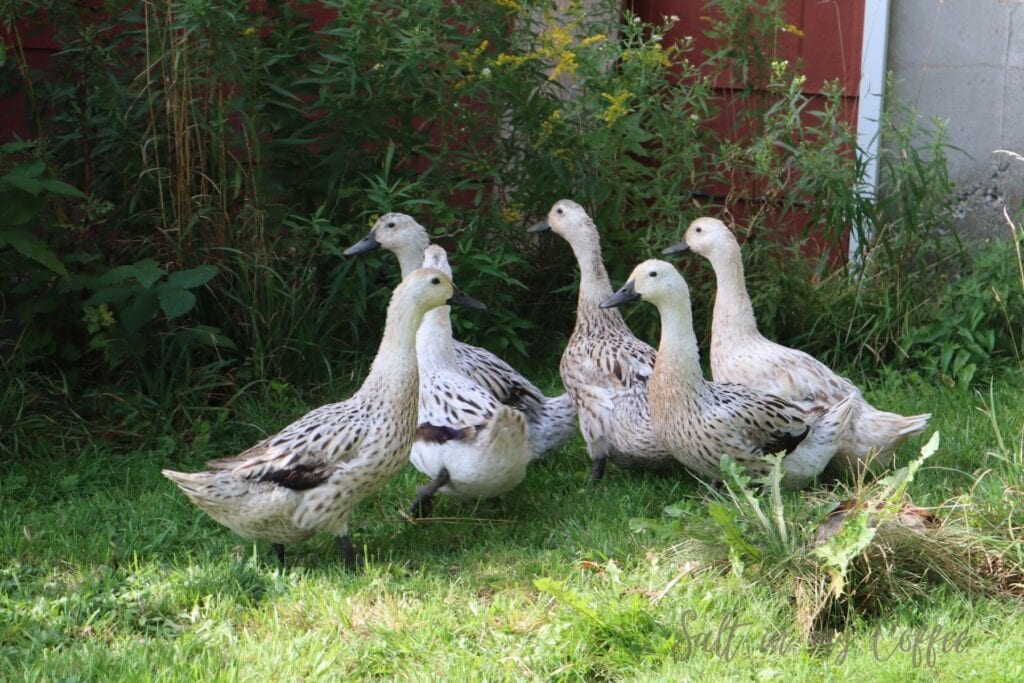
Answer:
[600,90,633,126]
[783,23,806,38]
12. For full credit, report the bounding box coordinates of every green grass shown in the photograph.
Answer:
[3,374,1023,680]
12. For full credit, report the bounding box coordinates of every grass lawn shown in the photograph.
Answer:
[3,372,1023,680]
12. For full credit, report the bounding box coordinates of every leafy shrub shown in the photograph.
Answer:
[0,0,993,443]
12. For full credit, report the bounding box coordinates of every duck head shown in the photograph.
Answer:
[528,199,595,242]
[662,216,738,261]
[345,213,431,259]
[600,259,689,309]
[421,244,453,279]
[402,267,486,312]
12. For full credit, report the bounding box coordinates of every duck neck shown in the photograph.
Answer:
[361,296,422,397]
[655,298,707,392]
[568,229,628,329]
[395,245,426,279]
[711,248,760,340]
[415,306,457,369]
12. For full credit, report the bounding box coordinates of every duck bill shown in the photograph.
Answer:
[527,220,550,234]
[661,241,690,256]
[599,280,639,309]
[343,231,381,256]
[447,289,487,310]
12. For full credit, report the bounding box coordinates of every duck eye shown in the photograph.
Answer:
[556,208,563,215]
[387,222,396,228]
[430,277,440,285]
[649,271,658,278]
[695,227,702,233]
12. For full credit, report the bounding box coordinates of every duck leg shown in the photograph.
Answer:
[271,543,286,566]
[587,437,610,482]
[408,467,451,518]
[336,535,364,569]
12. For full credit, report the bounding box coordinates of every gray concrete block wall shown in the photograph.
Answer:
[887,0,1024,239]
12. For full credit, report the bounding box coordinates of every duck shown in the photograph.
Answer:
[528,200,677,480]
[162,268,485,565]
[344,212,576,459]
[663,216,930,472]
[406,245,534,517]
[600,259,854,489]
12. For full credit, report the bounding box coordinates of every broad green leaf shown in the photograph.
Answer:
[130,258,166,289]
[0,227,69,277]
[4,167,46,195]
[1,141,34,154]
[38,179,86,198]
[5,159,45,181]
[166,264,218,290]
[156,286,197,319]
[0,189,44,225]
[120,291,159,332]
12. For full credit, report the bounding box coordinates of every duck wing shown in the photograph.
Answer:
[418,370,497,439]
[454,341,546,415]
[205,401,369,475]
[708,382,813,456]
[747,339,862,408]
[568,332,656,392]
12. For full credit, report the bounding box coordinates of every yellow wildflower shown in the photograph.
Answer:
[578,33,606,48]
[600,90,633,126]
[783,23,806,38]
[242,26,258,37]
[501,205,523,224]
[537,109,563,147]
[456,40,490,72]
[495,0,522,11]
[549,49,578,80]
[495,52,532,68]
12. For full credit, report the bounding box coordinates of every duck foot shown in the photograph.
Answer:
[272,543,286,566]
[589,456,607,483]
[408,467,450,518]
[336,535,365,570]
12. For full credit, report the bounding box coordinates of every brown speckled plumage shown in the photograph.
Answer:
[534,200,676,476]
[162,268,459,556]
[345,213,576,459]
[408,246,533,502]
[667,217,930,472]
[603,260,854,489]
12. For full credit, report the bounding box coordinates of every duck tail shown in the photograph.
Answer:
[809,393,857,448]
[528,393,578,459]
[162,469,214,498]
[863,409,932,447]
[782,394,857,489]
[483,405,530,449]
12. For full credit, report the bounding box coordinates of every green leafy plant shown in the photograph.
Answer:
[0,0,989,447]
[634,433,1022,641]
